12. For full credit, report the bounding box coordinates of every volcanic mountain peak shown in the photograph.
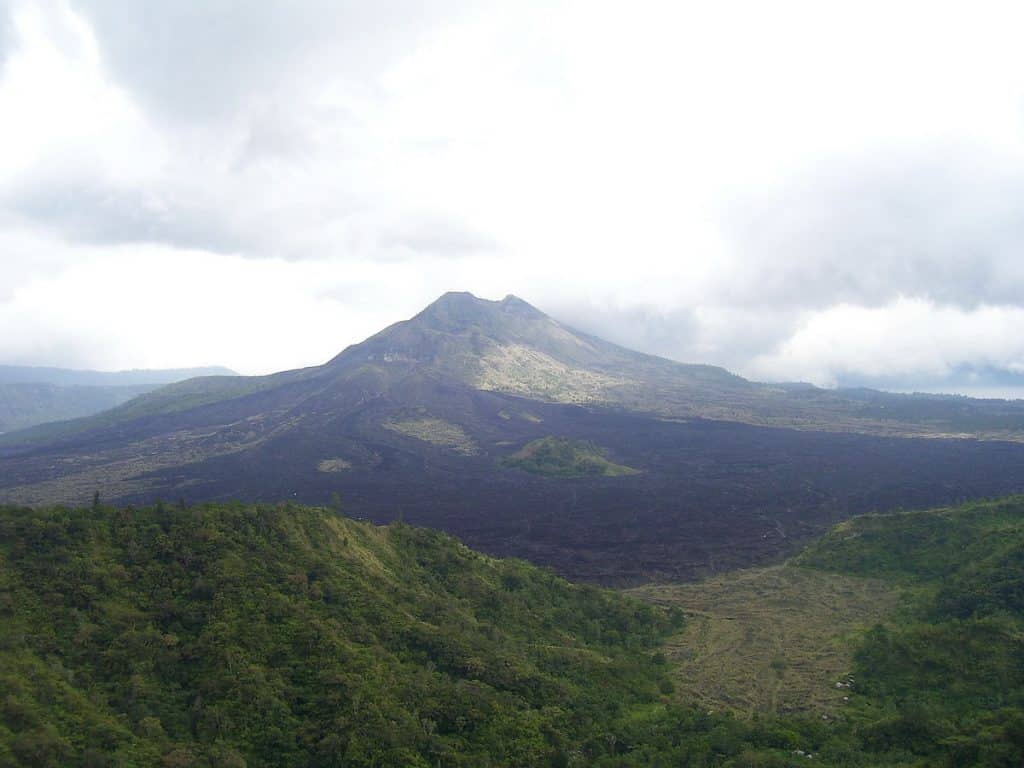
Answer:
[410,291,556,334]
[314,291,757,415]
[6,289,1024,583]
[330,291,607,374]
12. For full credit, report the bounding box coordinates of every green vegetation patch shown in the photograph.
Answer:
[503,436,640,478]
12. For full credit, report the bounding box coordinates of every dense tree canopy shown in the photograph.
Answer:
[2,498,1024,766]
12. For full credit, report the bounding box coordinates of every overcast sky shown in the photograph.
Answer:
[3,0,1024,396]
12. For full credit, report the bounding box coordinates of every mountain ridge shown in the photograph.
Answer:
[0,365,239,434]
[2,292,1024,583]
[0,364,238,387]
[8,291,1020,446]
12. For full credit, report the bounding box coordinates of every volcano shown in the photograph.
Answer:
[3,292,1024,583]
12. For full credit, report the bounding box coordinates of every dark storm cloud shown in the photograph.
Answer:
[726,149,1024,310]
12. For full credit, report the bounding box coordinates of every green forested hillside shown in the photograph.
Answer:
[4,499,1024,767]
[793,497,1024,763]
[0,502,681,767]
[629,496,1024,766]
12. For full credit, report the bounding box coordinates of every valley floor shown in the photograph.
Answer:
[630,564,902,717]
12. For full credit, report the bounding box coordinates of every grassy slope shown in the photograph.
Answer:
[383,416,479,454]
[630,566,900,718]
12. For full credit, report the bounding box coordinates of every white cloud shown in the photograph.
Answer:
[2,0,1024,394]
[748,298,1024,387]
[0,1,163,187]
[0,243,445,373]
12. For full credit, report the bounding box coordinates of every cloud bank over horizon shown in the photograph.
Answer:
[2,0,1024,396]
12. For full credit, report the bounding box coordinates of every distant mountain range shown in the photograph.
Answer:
[0,364,237,388]
[0,365,236,433]
[2,292,1023,582]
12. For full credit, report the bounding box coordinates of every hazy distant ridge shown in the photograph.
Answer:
[0,365,238,433]
[0,364,237,387]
